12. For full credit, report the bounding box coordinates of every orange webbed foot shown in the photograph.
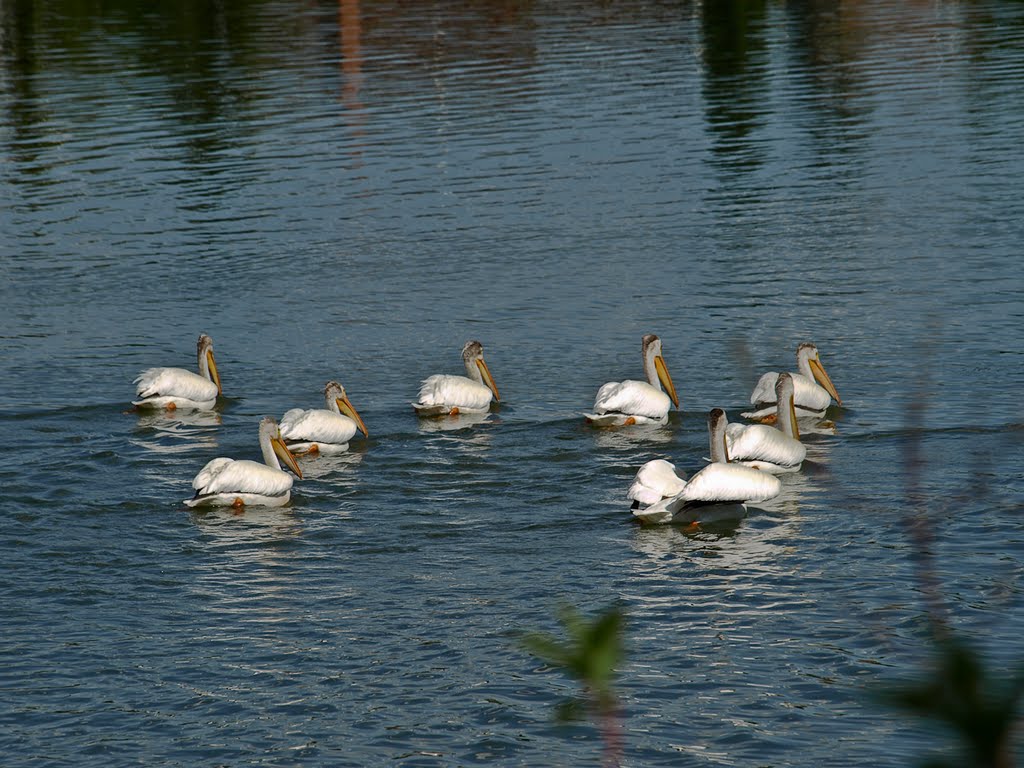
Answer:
[449,407,461,416]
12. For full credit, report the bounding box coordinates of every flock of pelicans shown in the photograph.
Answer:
[132,334,842,524]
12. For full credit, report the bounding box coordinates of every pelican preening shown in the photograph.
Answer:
[724,374,806,474]
[585,334,679,426]
[185,417,302,508]
[279,381,368,455]
[413,340,500,417]
[629,409,782,525]
[743,343,841,421]
[133,334,222,410]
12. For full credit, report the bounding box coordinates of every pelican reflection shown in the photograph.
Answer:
[131,408,221,454]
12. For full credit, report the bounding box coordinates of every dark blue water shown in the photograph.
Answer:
[2,1,1023,764]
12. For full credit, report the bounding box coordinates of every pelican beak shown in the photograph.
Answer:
[790,398,801,441]
[336,395,369,437]
[272,435,303,479]
[476,358,500,402]
[809,357,841,405]
[654,355,679,408]
[207,350,222,395]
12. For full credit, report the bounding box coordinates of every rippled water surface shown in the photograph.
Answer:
[2,1,1024,765]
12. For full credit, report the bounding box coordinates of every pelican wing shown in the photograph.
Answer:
[680,463,782,504]
[627,459,687,505]
[749,372,832,412]
[191,458,294,497]
[134,367,218,403]
[279,408,357,445]
[591,380,671,420]
[726,423,807,467]
[416,374,493,411]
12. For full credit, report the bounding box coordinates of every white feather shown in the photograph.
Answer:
[191,458,294,498]
[725,422,806,474]
[627,459,687,506]
[414,374,493,413]
[586,380,671,424]
[133,367,218,410]
[279,408,358,447]
[744,371,832,416]
[133,334,220,411]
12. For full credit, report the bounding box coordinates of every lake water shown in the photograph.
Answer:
[2,0,1023,765]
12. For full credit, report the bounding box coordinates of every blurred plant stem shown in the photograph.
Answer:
[881,339,1022,767]
[520,603,625,767]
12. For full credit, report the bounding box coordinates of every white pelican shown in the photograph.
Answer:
[185,416,302,508]
[413,340,500,416]
[725,373,806,474]
[279,381,368,455]
[133,334,222,411]
[742,342,841,421]
[629,409,781,525]
[584,334,679,426]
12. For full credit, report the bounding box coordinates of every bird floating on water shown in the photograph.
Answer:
[133,333,222,411]
[185,416,302,508]
[584,334,679,426]
[279,381,368,455]
[629,408,782,525]
[413,340,500,417]
[725,373,806,474]
[743,342,841,422]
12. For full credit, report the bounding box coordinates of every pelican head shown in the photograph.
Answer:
[708,408,730,463]
[324,380,369,437]
[461,340,500,402]
[797,342,840,405]
[196,333,222,395]
[259,416,303,479]
[775,373,800,441]
[641,334,679,408]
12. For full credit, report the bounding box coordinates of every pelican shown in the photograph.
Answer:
[742,342,841,421]
[413,340,500,416]
[185,416,302,508]
[629,409,781,525]
[584,334,679,426]
[725,373,806,474]
[133,334,222,410]
[279,381,368,455]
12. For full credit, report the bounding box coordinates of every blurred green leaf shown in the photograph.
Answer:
[554,698,588,723]
[520,602,625,713]
[877,637,1023,768]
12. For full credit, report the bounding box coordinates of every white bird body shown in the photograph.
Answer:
[587,381,672,426]
[727,374,806,473]
[743,343,841,420]
[630,410,782,525]
[585,334,679,426]
[186,417,302,508]
[413,341,500,416]
[134,334,222,410]
[725,423,806,474]
[279,381,368,455]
